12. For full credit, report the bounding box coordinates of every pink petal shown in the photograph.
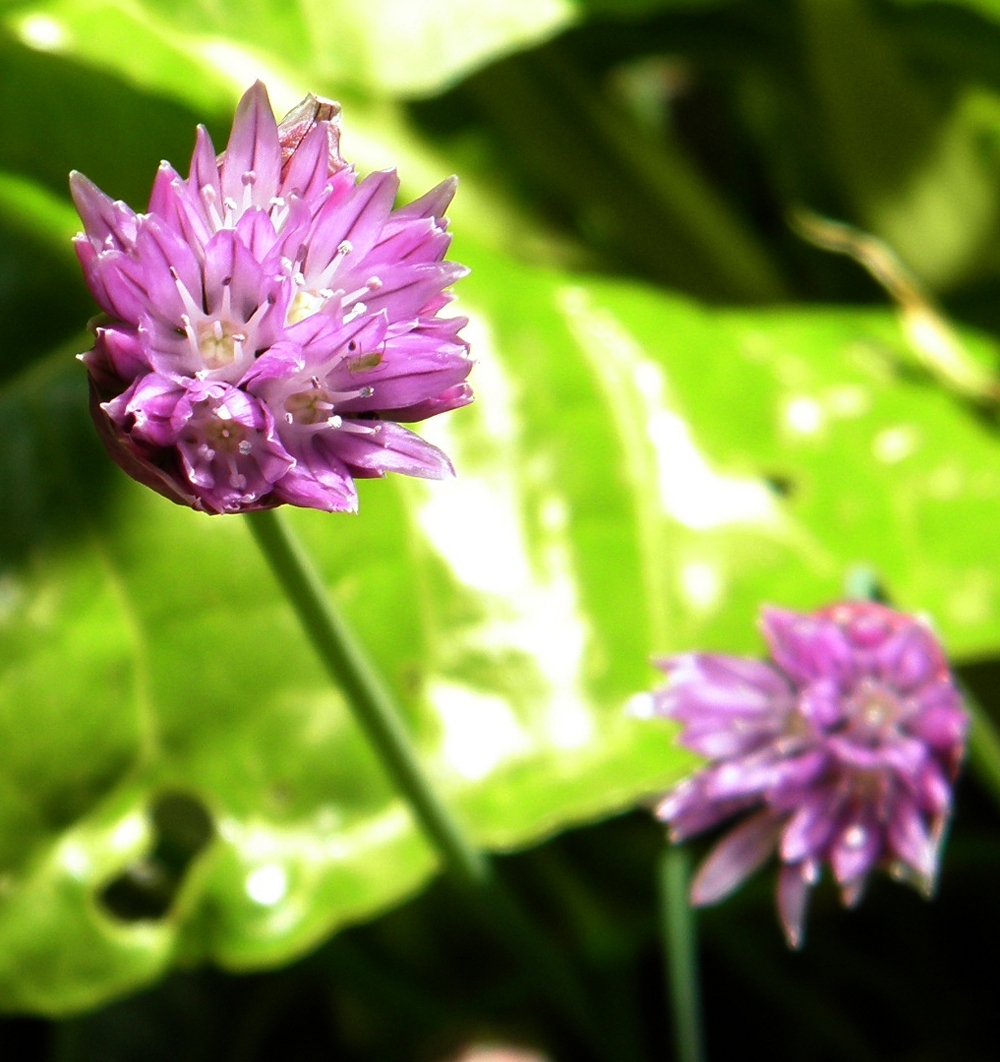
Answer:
[392,176,458,222]
[332,421,455,479]
[776,863,812,949]
[690,810,783,906]
[69,171,138,248]
[761,606,856,688]
[887,800,936,881]
[280,121,336,202]
[221,81,282,209]
[780,790,843,863]
[829,815,882,884]
[189,125,222,199]
[302,170,401,281]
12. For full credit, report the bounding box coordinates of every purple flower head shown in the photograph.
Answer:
[71,82,472,514]
[652,602,967,947]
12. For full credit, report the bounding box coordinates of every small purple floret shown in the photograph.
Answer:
[652,602,967,947]
[71,82,472,514]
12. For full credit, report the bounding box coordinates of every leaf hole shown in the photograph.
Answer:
[763,473,796,498]
[99,791,214,922]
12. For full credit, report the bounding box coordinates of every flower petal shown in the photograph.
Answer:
[887,799,936,881]
[829,813,882,885]
[221,81,282,209]
[776,863,813,949]
[761,606,856,688]
[690,810,783,906]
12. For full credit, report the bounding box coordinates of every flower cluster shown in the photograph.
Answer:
[71,82,472,514]
[652,602,967,947]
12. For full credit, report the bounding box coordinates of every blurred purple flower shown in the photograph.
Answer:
[71,83,472,514]
[652,602,967,947]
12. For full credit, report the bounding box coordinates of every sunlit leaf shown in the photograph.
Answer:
[3,0,724,102]
[3,229,1000,1013]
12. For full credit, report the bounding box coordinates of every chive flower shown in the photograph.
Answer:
[652,602,967,946]
[71,82,471,514]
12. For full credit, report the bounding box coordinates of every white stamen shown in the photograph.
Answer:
[341,285,372,306]
[219,280,234,321]
[201,185,225,230]
[240,172,257,212]
[269,196,290,231]
[312,241,355,291]
[170,268,204,322]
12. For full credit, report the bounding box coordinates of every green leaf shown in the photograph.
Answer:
[2,0,723,102]
[890,0,1000,23]
[3,234,1000,1014]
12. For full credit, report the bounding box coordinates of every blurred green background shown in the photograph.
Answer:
[2,0,1000,1057]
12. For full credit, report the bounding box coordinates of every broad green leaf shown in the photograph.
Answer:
[3,232,1000,1013]
[0,0,573,97]
[3,0,722,102]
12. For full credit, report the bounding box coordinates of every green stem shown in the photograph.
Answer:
[660,848,706,1062]
[244,508,487,887]
[959,681,1000,816]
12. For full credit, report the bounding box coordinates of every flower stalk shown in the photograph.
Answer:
[245,507,487,886]
[660,847,706,1062]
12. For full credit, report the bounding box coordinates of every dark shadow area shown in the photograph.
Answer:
[406,0,927,306]
[0,353,121,569]
[0,222,93,386]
